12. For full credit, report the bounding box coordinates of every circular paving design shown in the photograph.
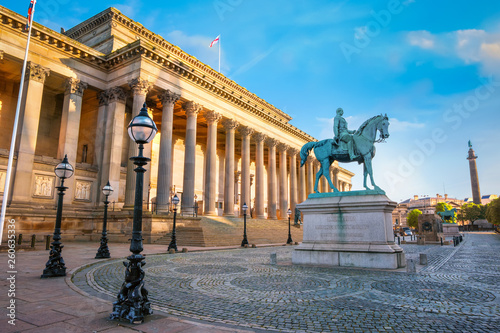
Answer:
[75,234,500,332]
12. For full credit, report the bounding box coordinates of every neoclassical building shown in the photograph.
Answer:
[0,6,353,241]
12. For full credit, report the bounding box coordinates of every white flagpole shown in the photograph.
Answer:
[218,35,221,72]
[0,1,37,244]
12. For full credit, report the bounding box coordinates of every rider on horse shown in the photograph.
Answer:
[333,108,357,160]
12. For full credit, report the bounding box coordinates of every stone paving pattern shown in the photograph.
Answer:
[72,233,500,332]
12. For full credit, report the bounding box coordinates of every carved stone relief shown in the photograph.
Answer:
[33,175,55,198]
[75,180,92,201]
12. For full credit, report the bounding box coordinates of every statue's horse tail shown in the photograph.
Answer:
[300,142,317,167]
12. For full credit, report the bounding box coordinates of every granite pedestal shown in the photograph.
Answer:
[292,190,405,269]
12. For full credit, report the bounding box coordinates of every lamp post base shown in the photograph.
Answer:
[110,254,152,323]
[95,235,110,259]
[41,245,66,278]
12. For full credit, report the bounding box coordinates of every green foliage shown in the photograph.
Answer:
[407,209,422,229]
[435,202,452,213]
[461,202,487,225]
[486,198,500,225]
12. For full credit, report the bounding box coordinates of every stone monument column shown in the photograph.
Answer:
[278,143,289,218]
[203,110,221,216]
[124,78,152,207]
[266,138,278,219]
[289,148,298,220]
[239,126,254,216]
[222,119,239,216]
[299,156,306,202]
[98,87,127,204]
[253,132,266,219]
[181,101,202,215]
[57,78,88,204]
[467,143,481,204]
[156,90,180,213]
[11,62,50,204]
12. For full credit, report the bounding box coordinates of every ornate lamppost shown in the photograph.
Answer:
[168,194,180,252]
[287,208,293,245]
[95,181,113,259]
[241,203,248,247]
[41,155,74,278]
[110,103,157,323]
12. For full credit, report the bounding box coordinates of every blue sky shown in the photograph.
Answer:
[3,0,499,202]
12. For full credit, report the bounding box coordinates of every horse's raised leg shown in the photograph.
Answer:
[322,160,338,192]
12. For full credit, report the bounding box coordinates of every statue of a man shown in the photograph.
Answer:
[333,107,357,160]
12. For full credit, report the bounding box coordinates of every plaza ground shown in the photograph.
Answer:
[1,232,499,332]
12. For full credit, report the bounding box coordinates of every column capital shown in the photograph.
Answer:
[332,167,340,174]
[98,90,109,106]
[253,132,266,143]
[65,78,88,96]
[306,156,315,163]
[158,89,180,105]
[265,137,278,148]
[238,125,254,137]
[108,86,127,103]
[204,110,221,124]
[288,147,299,156]
[222,119,239,131]
[25,61,50,83]
[129,78,152,96]
[277,143,289,153]
[182,101,202,117]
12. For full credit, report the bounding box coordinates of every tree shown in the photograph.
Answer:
[435,202,457,223]
[407,209,422,229]
[461,202,487,227]
[486,198,500,225]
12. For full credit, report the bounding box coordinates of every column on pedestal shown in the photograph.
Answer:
[289,148,298,220]
[239,126,254,216]
[124,78,152,207]
[277,143,289,218]
[181,101,202,215]
[97,87,127,204]
[156,90,180,213]
[266,138,278,219]
[253,132,266,219]
[333,167,339,191]
[222,119,239,216]
[203,110,221,216]
[11,62,50,204]
[58,78,88,204]
[299,154,306,202]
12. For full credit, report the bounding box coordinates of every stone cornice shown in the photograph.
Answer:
[0,5,316,144]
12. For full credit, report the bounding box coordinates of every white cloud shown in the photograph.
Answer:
[407,30,435,49]
[388,118,425,132]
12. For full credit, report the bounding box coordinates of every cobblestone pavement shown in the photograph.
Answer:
[72,233,500,332]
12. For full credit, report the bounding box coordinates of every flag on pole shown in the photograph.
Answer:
[210,35,220,48]
[26,0,36,31]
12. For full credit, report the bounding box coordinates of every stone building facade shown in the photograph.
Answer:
[0,6,354,241]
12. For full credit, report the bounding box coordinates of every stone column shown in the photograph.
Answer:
[299,155,306,202]
[239,126,254,216]
[253,132,266,219]
[222,119,239,216]
[156,90,180,213]
[289,148,299,220]
[94,90,109,204]
[124,78,152,207]
[181,101,202,215]
[306,157,314,196]
[266,138,278,219]
[98,87,127,204]
[203,110,221,216]
[57,78,88,204]
[11,62,50,204]
[333,167,339,191]
[277,143,289,218]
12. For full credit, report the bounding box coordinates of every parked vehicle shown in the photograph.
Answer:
[404,229,412,236]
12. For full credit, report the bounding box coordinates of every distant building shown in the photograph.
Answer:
[463,194,498,205]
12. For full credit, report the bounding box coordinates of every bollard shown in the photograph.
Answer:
[182,248,188,253]
[453,236,456,247]
[270,253,277,265]
[169,248,176,254]
[459,235,463,242]
[406,259,416,273]
[31,234,36,248]
[17,234,23,245]
[419,253,428,265]
[45,235,51,250]
[397,236,400,245]
[440,237,443,246]
[251,244,257,248]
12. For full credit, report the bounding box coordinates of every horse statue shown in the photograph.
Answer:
[300,114,390,193]
[437,207,457,222]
